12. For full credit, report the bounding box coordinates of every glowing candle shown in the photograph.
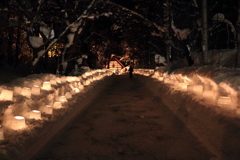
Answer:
[0,126,4,140]
[29,110,41,120]
[0,89,13,101]
[31,85,40,95]
[42,82,52,90]
[21,87,31,98]
[43,105,53,114]
[11,116,26,130]
[53,102,62,109]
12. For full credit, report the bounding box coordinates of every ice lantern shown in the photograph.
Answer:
[11,116,26,130]
[29,110,41,119]
[21,87,31,98]
[42,82,52,90]
[43,105,53,114]
[31,85,40,95]
[0,89,13,101]
[53,102,63,109]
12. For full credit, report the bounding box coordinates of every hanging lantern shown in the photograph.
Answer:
[31,85,40,95]
[0,89,13,101]
[193,85,203,96]
[21,87,31,98]
[53,102,62,109]
[42,82,52,90]
[29,110,41,120]
[43,105,53,114]
[11,116,26,130]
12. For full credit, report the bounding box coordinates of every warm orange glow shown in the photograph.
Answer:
[0,89,13,101]
[50,79,57,85]
[65,92,72,99]
[21,87,31,98]
[53,102,63,109]
[11,116,26,130]
[31,85,40,95]
[217,96,231,107]
[59,96,67,103]
[43,105,53,114]
[42,82,52,90]
[29,110,41,120]
[0,125,4,140]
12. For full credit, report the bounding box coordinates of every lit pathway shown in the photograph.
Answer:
[33,74,213,160]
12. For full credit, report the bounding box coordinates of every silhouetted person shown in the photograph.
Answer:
[129,65,133,79]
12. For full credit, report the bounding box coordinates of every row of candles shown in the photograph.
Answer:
[136,69,240,115]
[0,69,112,140]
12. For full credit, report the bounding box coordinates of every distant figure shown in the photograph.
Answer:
[129,65,133,78]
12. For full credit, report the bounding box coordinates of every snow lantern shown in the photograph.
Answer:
[65,92,72,99]
[236,107,240,116]
[43,105,53,114]
[193,85,203,96]
[0,89,13,101]
[71,88,80,95]
[158,77,164,81]
[83,80,90,86]
[178,83,188,92]
[60,77,67,83]
[59,96,67,103]
[53,102,62,109]
[56,78,61,83]
[217,96,231,107]
[31,85,40,95]
[11,116,26,130]
[29,110,41,120]
[0,126,4,140]
[21,87,31,98]
[203,90,216,103]
[42,82,52,90]
[187,85,194,93]
[50,79,57,85]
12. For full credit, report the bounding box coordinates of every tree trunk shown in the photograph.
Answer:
[236,0,240,68]
[202,0,209,65]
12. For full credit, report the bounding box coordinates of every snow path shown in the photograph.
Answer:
[33,74,213,160]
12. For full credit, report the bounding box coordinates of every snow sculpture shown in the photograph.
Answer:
[42,82,52,90]
[53,102,63,109]
[29,36,44,48]
[0,89,13,101]
[31,85,40,95]
[11,116,26,130]
[29,110,41,120]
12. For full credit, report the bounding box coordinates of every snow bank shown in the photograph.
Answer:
[0,69,113,159]
[136,67,240,159]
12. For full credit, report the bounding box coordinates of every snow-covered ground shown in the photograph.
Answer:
[137,66,240,159]
[0,67,113,160]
